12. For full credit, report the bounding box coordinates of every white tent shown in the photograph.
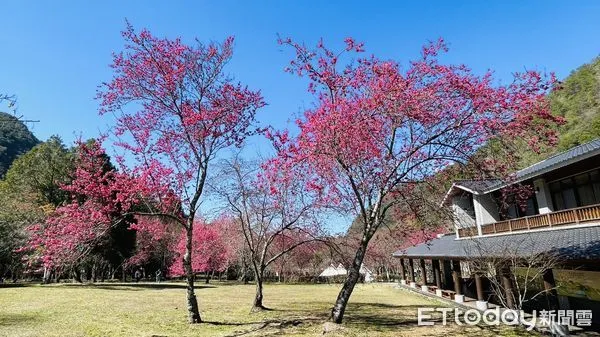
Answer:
[319,264,342,277]
[334,263,347,275]
[318,263,374,282]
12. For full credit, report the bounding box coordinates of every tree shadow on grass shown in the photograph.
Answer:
[344,303,537,336]
[216,303,429,336]
[0,313,41,326]
[235,302,535,337]
[270,301,418,318]
[0,283,32,288]
[220,318,319,337]
[0,281,52,288]
[343,303,442,330]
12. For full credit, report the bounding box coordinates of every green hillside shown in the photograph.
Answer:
[0,112,39,177]
[506,56,600,169]
[550,57,600,151]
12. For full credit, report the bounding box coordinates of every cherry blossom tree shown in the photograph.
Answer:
[24,140,137,281]
[216,156,323,311]
[274,37,563,323]
[169,218,231,280]
[97,23,264,323]
[125,215,180,273]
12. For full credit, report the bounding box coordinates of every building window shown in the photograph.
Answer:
[550,169,600,210]
[503,195,538,219]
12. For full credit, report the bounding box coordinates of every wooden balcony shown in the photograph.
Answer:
[457,227,478,237]
[458,204,600,238]
[467,203,600,237]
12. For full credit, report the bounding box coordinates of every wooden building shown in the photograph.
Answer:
[393,138,600,325]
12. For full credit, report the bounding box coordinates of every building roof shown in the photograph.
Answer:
[441,179,501,205]
[392,225,600,260]
[515,138,600,184]
[442,138,600,204]
[454,179,503,194]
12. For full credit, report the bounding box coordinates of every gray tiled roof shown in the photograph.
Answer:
[516,138,600,182]
[484,138,600,193]
[441,139,600,205]
[453,179,503,194]
[392,225,600,260]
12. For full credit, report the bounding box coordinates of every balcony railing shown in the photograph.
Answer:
[457,203,600,238]
[475,203,600,236]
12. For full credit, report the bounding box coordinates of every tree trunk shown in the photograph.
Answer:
[242,257,249,284]
[252,268,265,311]
[73,268,82,283]
[331,235,370,323]
[240,253,250,284]
[183,224,202,323]
[42,267,51,284]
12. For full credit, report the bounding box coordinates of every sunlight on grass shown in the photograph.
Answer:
[0,282,538,336]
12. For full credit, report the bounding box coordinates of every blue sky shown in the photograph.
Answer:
[1,1,599,231]
[1,0,599,231]
[1,1,599,148]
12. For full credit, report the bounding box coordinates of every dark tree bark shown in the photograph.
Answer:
[252,267,265,311]
[241,255,249,284]
[183,221,202,323]
[73,268,82,283]
[331,235,370,323]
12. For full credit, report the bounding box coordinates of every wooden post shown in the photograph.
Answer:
[451,260,462,295]
[442,259,452,288]
[433,259,442,288]
[474,273,485,301]
[500,266,515,309]
[408,259,415,283]
[543,268,559,311]
[399,259,406,281]
[419,259,427,285]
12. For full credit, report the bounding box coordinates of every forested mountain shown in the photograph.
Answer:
[0,112,39,177]
[550,57,600,149]
[518,57,600,167]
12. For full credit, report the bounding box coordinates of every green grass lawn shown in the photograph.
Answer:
[0,282,537,337]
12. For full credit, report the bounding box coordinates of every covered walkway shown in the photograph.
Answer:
[393,225,600,312]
